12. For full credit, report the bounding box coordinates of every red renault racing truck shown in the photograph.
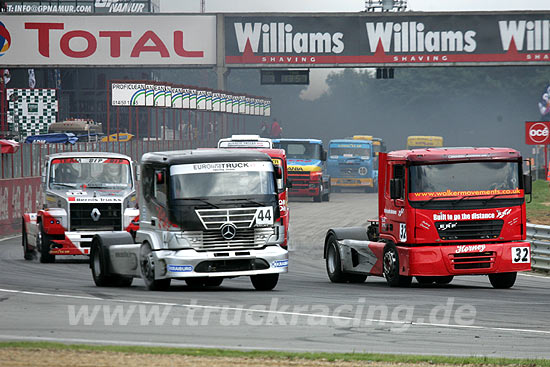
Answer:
[324,147,532,289]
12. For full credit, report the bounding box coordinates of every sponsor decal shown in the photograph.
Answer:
[69,197,123,202]
[219,140,271,148]
[526,121,550,145]
[419,221,431,230]
[433,212,502,221]
[496,208,512,219]
[171,161,273,175]
[288,165,322,172]
[167,265,194,272]
[272,259,288,268]
[0,22,11,56]
[456,244,486,253]
[384,208,397,215]
[413,188,521,200]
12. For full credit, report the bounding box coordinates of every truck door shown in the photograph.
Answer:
[385,163,407,244]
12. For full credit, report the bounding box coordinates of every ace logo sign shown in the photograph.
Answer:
[525,121,550,145]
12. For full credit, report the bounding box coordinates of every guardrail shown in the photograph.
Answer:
[526,223,550,273]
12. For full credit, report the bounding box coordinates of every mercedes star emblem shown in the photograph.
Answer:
[91,208,101,222]
[220,223,237,240]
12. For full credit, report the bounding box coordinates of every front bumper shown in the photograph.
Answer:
[399,241,531,276]
[154,245,288,279]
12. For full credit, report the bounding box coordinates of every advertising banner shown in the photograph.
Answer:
[172,86,183,109]
[212,92,221,112]
[145,84,154,106]
[206,90,213,111]
[225,13,550,67]
[1,15,216,66]
[264,99,271,117]
[232,95,239,114]
[164,85,172,108]
[189,88,197,109]
[225,94,232,113]
[238,95,246,114]
[525,121,550,145]
[111,83,147,106]
[197,90,206,110]
[0,177,41,236]
[220,93,226,112]
[153,85,165,107]
[182,88,190,109]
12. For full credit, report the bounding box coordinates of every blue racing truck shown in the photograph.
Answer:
[327,139,377,193]
[273,138,330,202]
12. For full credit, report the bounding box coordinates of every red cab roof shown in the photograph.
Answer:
[387,147,521,163]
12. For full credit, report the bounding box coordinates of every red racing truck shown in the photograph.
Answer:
[324,147,532,288]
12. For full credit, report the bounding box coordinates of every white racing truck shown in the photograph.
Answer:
[22,152,139,263]
[89,149,288,290]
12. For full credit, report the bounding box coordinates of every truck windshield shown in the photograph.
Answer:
[329,146,371,158]
[170,162,276,199]
[409,161,520,199]
[276,142,322,160]
[49,158,132,190]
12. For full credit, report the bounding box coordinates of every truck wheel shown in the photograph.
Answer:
[140,243,171,291]
[326,238,347,283]
[322,190,330,202]
[38,224,55,264]
[434,276,454,285]
[90,240,133,287]
[251,273,279,290]
[22,218,35,261]
[383,244,412,287]
[416,276,435,285]
[489,272,517,289]
[313,186,323,202]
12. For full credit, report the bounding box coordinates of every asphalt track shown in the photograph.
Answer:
[0,192,549,358]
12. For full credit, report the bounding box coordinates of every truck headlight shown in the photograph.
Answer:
[173,232,203,249]
[123,208,140,229]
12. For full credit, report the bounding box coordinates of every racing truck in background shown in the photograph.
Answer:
[218,135,290,249]
[90,149,287,291]
[273,138,330,202]
[22,152,139,263]
[327,138,377,193]
[324,147,532,289]
[406,135,443,149]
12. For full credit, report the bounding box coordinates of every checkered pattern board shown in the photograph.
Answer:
[7,89,58,138]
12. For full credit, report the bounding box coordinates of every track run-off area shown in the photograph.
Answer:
[0,192,549,358]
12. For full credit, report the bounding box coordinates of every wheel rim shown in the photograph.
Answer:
[93,249,102,276]
[141,246,155,281]
[327,244,337,274]
[383,249,396,277]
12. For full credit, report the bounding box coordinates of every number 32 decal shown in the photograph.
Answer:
[511,247,530,263]
[399,223,407,242]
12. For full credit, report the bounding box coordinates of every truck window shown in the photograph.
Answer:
[393,164,405,199]
[154,169,167,206]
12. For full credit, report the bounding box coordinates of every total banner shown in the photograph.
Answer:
[0,15,216,66]
[225,13,550,66]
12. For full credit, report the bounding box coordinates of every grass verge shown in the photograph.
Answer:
[526,179,550,225]
[0,341,549,366]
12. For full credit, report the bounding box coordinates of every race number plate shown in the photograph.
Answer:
[511,247,530,263]
[256,207,273,226]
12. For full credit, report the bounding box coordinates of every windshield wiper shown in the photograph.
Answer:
[51,183,78,188]
[222,198,266,207]
[177,198,219,209]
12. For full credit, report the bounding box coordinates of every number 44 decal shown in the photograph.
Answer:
[511,247,530,263]
[256,207,273,226]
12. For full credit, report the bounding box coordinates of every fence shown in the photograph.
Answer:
[526,223,550,273]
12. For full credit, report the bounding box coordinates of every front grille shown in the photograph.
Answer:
[436,220,503,240]
[195,208,257,230]
[288,172,311,189]
[194,259,270,273]
[70,203,122,231]
[338,163,359,177]
[450,251,496,270]
[197,227,274,250]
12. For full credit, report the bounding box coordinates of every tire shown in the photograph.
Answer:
[322,189,330,202]
[251,273,279,290]
[489,272,517,289]
[38,223,55,264]
[22,218,35,261]
[185,277,224,288]
[90,240,133,287]
[416,276,435,285]
[140,242,171,291]
[325,236,367,283]
[383,244,412,287]
[434,276,454,285]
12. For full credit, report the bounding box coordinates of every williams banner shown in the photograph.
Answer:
[225,12,550,67]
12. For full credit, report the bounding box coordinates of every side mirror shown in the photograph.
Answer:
[156,171,165,185]
[390,178,403,199]
[275,165,282,179]
[41,165,47,185]
[134,163,140,183]
[287,179,293,189]
[523,173,532,195]
[321,149,327,161]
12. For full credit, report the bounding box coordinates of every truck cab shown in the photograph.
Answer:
[273,138,330,202]
[327,139,376,192]
[324,147,532,289]
[89,149,287,291]
[22,152,138,262]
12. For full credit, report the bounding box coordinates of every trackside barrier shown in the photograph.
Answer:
[526,223,550,273]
